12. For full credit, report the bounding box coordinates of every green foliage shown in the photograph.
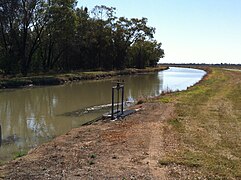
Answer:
[0,2,164,75]
[168,118,184,132]
[128,39,164,68]
[14,150,27,159]
[157,97,172,103]
[89,154,96,159]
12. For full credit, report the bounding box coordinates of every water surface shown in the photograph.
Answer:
[0,67,205,161]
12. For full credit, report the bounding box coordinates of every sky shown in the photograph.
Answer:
[78,0,241,64]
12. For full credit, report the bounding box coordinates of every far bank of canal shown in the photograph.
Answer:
[0,67,206,162]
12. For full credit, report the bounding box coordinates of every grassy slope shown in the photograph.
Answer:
[157,68,241,179]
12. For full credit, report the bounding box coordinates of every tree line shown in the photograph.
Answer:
[0,0,164,76]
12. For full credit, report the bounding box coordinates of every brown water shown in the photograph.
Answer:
[0,67,205,161]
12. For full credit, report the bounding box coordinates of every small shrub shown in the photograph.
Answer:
[90,154,96,159]
[14,150,27,159]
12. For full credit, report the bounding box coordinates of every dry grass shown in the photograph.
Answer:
[157,68,241,179]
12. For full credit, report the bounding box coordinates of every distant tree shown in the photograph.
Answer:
[89,5,116,70]
[112,17,155,69]
[67,6,90,70]
[129,39,164,68]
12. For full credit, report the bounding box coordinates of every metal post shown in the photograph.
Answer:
[116,83,120,114]
[121,86,124,114]
[111,87,115,120]
[0,125,2,147]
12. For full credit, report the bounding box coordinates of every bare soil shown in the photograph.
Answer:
[0,102,175,179]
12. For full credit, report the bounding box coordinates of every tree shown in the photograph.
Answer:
[112,17,156,69]
[129,39,164,68]
[0,3,164,75]
[0,0,22,73]
[67,7,89,70]
[38,0,77,72]
[88,5,116,70]
[0,0,48,75]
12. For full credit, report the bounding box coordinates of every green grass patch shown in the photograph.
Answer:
[159,154,201,168]
[157,97,172,103]
[158,67,241,178]
[14,150,27,159]
[168,118,183,131]
[30,76,63,85]
[89,154,97,159]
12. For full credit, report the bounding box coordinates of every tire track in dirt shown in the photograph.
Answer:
[147,104,174,180]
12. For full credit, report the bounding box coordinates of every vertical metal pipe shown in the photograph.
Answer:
[116,84,119,115]
[121,86,124,114]
[111,87,115,120]
[0,125,2,147]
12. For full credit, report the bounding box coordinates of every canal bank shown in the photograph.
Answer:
[0,67,168,89]
[1,67,241,179]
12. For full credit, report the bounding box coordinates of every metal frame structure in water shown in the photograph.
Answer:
[111,81,124,120]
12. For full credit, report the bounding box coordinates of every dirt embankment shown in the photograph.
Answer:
[0,67,168,89]
[0,102,175,179]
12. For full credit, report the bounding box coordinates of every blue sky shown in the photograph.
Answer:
[78,0,241,64]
